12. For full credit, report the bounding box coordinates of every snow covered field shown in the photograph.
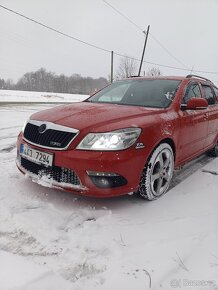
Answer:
[0,89,88,103]
[0,94,218,289]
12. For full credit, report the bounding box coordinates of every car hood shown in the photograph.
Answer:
[30,101,163,132]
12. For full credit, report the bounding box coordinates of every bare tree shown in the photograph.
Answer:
[116,56,137,80]
[146,67,162,77]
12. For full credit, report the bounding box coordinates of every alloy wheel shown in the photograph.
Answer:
[150,148,174,197]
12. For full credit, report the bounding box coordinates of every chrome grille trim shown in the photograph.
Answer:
[23,120,79,150]
[27,120,79,133]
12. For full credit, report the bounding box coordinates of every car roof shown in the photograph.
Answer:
[127,75,215,86]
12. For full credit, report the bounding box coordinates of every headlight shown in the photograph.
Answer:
[77,128,141,151]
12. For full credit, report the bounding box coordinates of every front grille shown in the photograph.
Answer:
[24,123,77,149]
[20,157,81,185]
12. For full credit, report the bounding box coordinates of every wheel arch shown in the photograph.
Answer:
[150,138,176,162]
[159,138,176,160]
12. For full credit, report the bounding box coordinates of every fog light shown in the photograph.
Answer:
[86,171,127,188]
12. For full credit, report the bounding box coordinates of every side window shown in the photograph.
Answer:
[183,83,201,104]
[202,85,216,105]
[213,87,218,104]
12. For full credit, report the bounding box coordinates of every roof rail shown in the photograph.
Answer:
[186,74,212,83]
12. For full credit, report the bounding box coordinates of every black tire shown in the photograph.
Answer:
[209,139,218,157]
[137,143,174,201]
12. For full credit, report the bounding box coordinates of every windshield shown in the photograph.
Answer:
[87,79,181,108]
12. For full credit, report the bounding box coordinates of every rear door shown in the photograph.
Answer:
[201,84,218,148]
[178,82,208,161]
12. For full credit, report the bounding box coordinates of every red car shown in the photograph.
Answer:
[16,75,218,200]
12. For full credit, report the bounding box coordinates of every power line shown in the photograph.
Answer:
[191,69,218,75]
[102,0,144,32]
[102,0,218,75]
[0,4,111,54]
[102,0,190,69]
[149,33,189,69]
[114,52,218,75]
[1,4,218,76]
[101,0,218,75]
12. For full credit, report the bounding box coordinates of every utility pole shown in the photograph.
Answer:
[138,25,150,76]
[111,50,114,83]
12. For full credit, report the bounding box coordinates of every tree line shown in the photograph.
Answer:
[0,68,108,95]
[0,61,162,94]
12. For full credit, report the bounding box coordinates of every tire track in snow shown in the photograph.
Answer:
[170,154,214,189]
[0,230,60,257]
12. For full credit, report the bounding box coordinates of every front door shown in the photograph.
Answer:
[201,84,218,148]
[178,82,208,163]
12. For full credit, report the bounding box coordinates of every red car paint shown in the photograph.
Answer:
[16,76,218,197]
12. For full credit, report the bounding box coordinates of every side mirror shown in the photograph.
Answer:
[183,97,208,110]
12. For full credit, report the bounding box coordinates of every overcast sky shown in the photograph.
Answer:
[0,0,218,84]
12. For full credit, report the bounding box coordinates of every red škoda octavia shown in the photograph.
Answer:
[16,75,218,200]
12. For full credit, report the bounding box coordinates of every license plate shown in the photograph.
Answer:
[20,144,53,167]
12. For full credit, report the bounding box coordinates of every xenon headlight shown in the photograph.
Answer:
[77,128,141,151]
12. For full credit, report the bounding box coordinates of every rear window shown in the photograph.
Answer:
[87,79,181,108]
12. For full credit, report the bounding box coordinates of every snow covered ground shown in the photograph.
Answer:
[0,89,88,103]
[0,94,218,289]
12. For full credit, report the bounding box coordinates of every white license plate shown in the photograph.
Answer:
[20,144,53,167]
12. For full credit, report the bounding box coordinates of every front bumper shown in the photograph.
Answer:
[16,133,146,197]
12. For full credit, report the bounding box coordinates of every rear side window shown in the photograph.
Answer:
[202,85,216,105]
[183,83,201,104]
